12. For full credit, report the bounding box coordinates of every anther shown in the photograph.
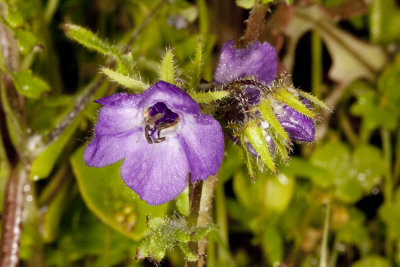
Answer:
[145,125,153,144]
[146,113,163,125]
[154,137,166,143]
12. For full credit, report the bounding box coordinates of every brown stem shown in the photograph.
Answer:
[239,3,269,47]
[47,75,105,142]
[0,163,28,267]
[186,179,203,267]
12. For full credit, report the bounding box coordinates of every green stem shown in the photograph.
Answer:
[311,31,322,98]
[394,127,400,184]
[44,0,60,24]
[320,203,331,267]
[381,129,394,259]
[381,129,393,203]
[216,179,229,260]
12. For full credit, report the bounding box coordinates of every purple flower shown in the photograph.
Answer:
[84,81,224,205]
[214,40,314,143]
[214,40,277,84]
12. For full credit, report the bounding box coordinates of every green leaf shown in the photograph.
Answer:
[273,86,315,118]
[12,70,50,99]
[15,29,37,54]
[30,78,108,180]
[101,67,149,93]
[236,0,255,9]
[333,208,371,252]
[262,226,283,266]
[30,112,82,180]
[379,189,400,240]
[62,23,131,74]
[4,4,24,28]
[369,0,400,44]
[244,121,276,173]
[352,255,391,267]
[136,217,214,262]
[309,142,384,203]
[189,91,229,103]
[175,187,189,216]
[70,147,168,241]
[160,49,175,84]
[0,135,10,214]
[259,97,290,141]
[189,37,203,90]
[351,86,398,130]
[264,173,295,213]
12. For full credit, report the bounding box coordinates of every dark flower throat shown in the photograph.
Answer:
[145,102,179,144]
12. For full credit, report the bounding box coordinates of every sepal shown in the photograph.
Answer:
[243,121,276,173]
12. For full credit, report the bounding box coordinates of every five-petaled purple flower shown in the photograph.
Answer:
[84,81,224,205]
[214,40,314,142]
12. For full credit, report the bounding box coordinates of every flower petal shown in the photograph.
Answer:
[137,81,200,115]
[277,105,315,142]
[95,92,142,107]
[214,40,277,84]
[84,131,139,167]
[94,106,144,136]
[178,114,224,182]
[120,137,189,205]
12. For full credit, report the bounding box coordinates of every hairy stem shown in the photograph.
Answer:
[198,175,218,267]
[186,180,203,267]
[240,3,269,47]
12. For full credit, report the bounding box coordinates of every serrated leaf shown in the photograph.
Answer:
[12,70,50,99]
[259,97,290,141]
[101,67,149,92]
[160,49,175,84]
[273,86,315,118]
[244,121,276,173]
[136,217,214,262]
[71,147,168,241]
[189,91,229,103]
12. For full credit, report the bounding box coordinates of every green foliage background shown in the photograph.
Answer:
[1,0,400,266]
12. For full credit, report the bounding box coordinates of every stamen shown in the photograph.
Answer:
[154,137,166,143]
[145,125,153,144]
[146,113,163,125]
[144,102,179,144]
